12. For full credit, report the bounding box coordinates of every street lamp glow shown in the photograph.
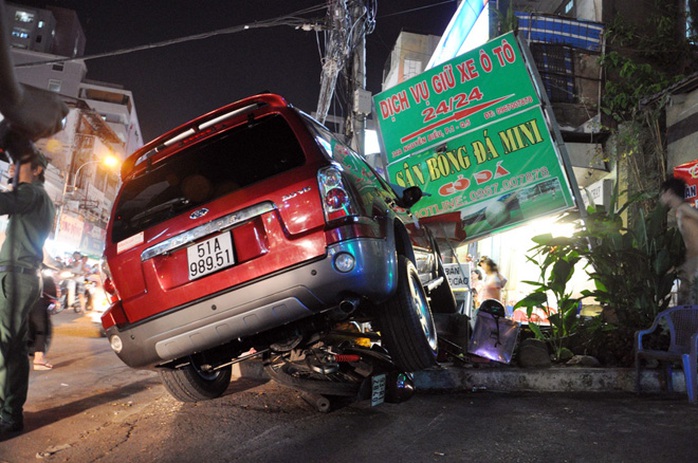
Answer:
[102,154,119,169]
[72,155,121,190]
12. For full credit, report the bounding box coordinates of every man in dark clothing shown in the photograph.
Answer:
[0,0,66,439]
[0,151,55,438]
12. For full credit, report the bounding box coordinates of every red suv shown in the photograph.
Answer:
[101,94,456,402]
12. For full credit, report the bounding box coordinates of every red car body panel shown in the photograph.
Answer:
[101,93,444,369]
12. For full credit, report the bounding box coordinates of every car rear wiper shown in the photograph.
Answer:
[129,197,190,225]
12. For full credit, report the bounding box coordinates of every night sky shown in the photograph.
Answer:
[14,1,457,142]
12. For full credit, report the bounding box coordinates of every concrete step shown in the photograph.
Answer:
[414,363,689,394]
[233,359,690,396]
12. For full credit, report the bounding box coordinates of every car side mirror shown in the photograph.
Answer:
[399,186,423,208]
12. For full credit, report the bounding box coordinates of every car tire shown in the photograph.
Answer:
[159,357,232,402]
[378,255,438,371]
[429,258,458,314]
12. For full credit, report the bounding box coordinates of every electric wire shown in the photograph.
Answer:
[15,4,329,69]
[378,0,456,19]
[15,1,453,140]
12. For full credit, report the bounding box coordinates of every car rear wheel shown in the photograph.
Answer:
[159,355,232,402]
[378,255,438,371]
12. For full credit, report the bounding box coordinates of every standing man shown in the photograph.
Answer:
[0,1,68,439]
[0,151,55,438]
[660,176,698,305]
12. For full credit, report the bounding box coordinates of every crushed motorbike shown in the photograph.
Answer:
[158,320,417,412]
[263,331,415,412]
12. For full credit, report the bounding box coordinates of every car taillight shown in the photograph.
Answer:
[101,260,120,303]
[103,277,119,304]
[325,188,348,209]
[101,300,128,330]
[318,166,358,222]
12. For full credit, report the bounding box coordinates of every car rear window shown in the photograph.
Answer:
[111,114,306,243]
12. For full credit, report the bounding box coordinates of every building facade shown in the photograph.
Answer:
[377,0,697,307]
[3,2,143,258]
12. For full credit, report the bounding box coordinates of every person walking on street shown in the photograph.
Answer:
[28,268,58,370]
[68,251,88,313]
[0,1,67,440]
[660,176,698,305]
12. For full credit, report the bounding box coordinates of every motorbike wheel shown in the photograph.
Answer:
[264,352,363,397]
[377,255,438,372]
[428,258,458,314]
[159,355,232,402]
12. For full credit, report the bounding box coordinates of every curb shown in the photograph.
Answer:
[232,360,688,396]
[414,364,688,394]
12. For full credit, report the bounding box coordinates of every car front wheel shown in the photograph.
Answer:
[378,255,438,371]
[159,355,232,402]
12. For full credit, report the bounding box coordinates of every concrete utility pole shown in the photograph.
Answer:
[315,0,374,154]
[315,0,348,126]
[347,0,368,155]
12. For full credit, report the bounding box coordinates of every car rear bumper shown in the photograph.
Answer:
[105,237,397,369]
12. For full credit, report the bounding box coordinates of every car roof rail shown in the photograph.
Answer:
[120,93,290,180]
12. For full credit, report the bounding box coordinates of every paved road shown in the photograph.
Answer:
[1,312,697,463]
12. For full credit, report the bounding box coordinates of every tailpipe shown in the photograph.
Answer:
[339,297,360,314]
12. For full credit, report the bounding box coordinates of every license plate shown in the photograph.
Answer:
[370,373,386,407]
[187,232,235,280]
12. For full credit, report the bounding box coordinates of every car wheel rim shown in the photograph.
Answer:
[190,358,220,381]
[408,271,437,351]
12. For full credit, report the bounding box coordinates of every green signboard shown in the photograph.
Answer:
[373,32,576,241]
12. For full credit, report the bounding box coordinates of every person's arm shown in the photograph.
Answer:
[678,202,698,221]
[0,2,68,140]
[0,182,39,214]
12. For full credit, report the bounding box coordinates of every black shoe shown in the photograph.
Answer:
[0,417,24,440]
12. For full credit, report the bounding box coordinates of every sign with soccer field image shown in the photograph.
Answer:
[373,32,577,241]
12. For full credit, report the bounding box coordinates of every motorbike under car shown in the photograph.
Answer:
[263,341,415,412]
[158,322,416,413]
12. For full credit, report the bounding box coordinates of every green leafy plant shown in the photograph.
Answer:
[515,183,684,365]
[581,188,683,328]
[576,187,683,365]
[601,3,696,125]
[514,235,582,362]
[600,2,695,203]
